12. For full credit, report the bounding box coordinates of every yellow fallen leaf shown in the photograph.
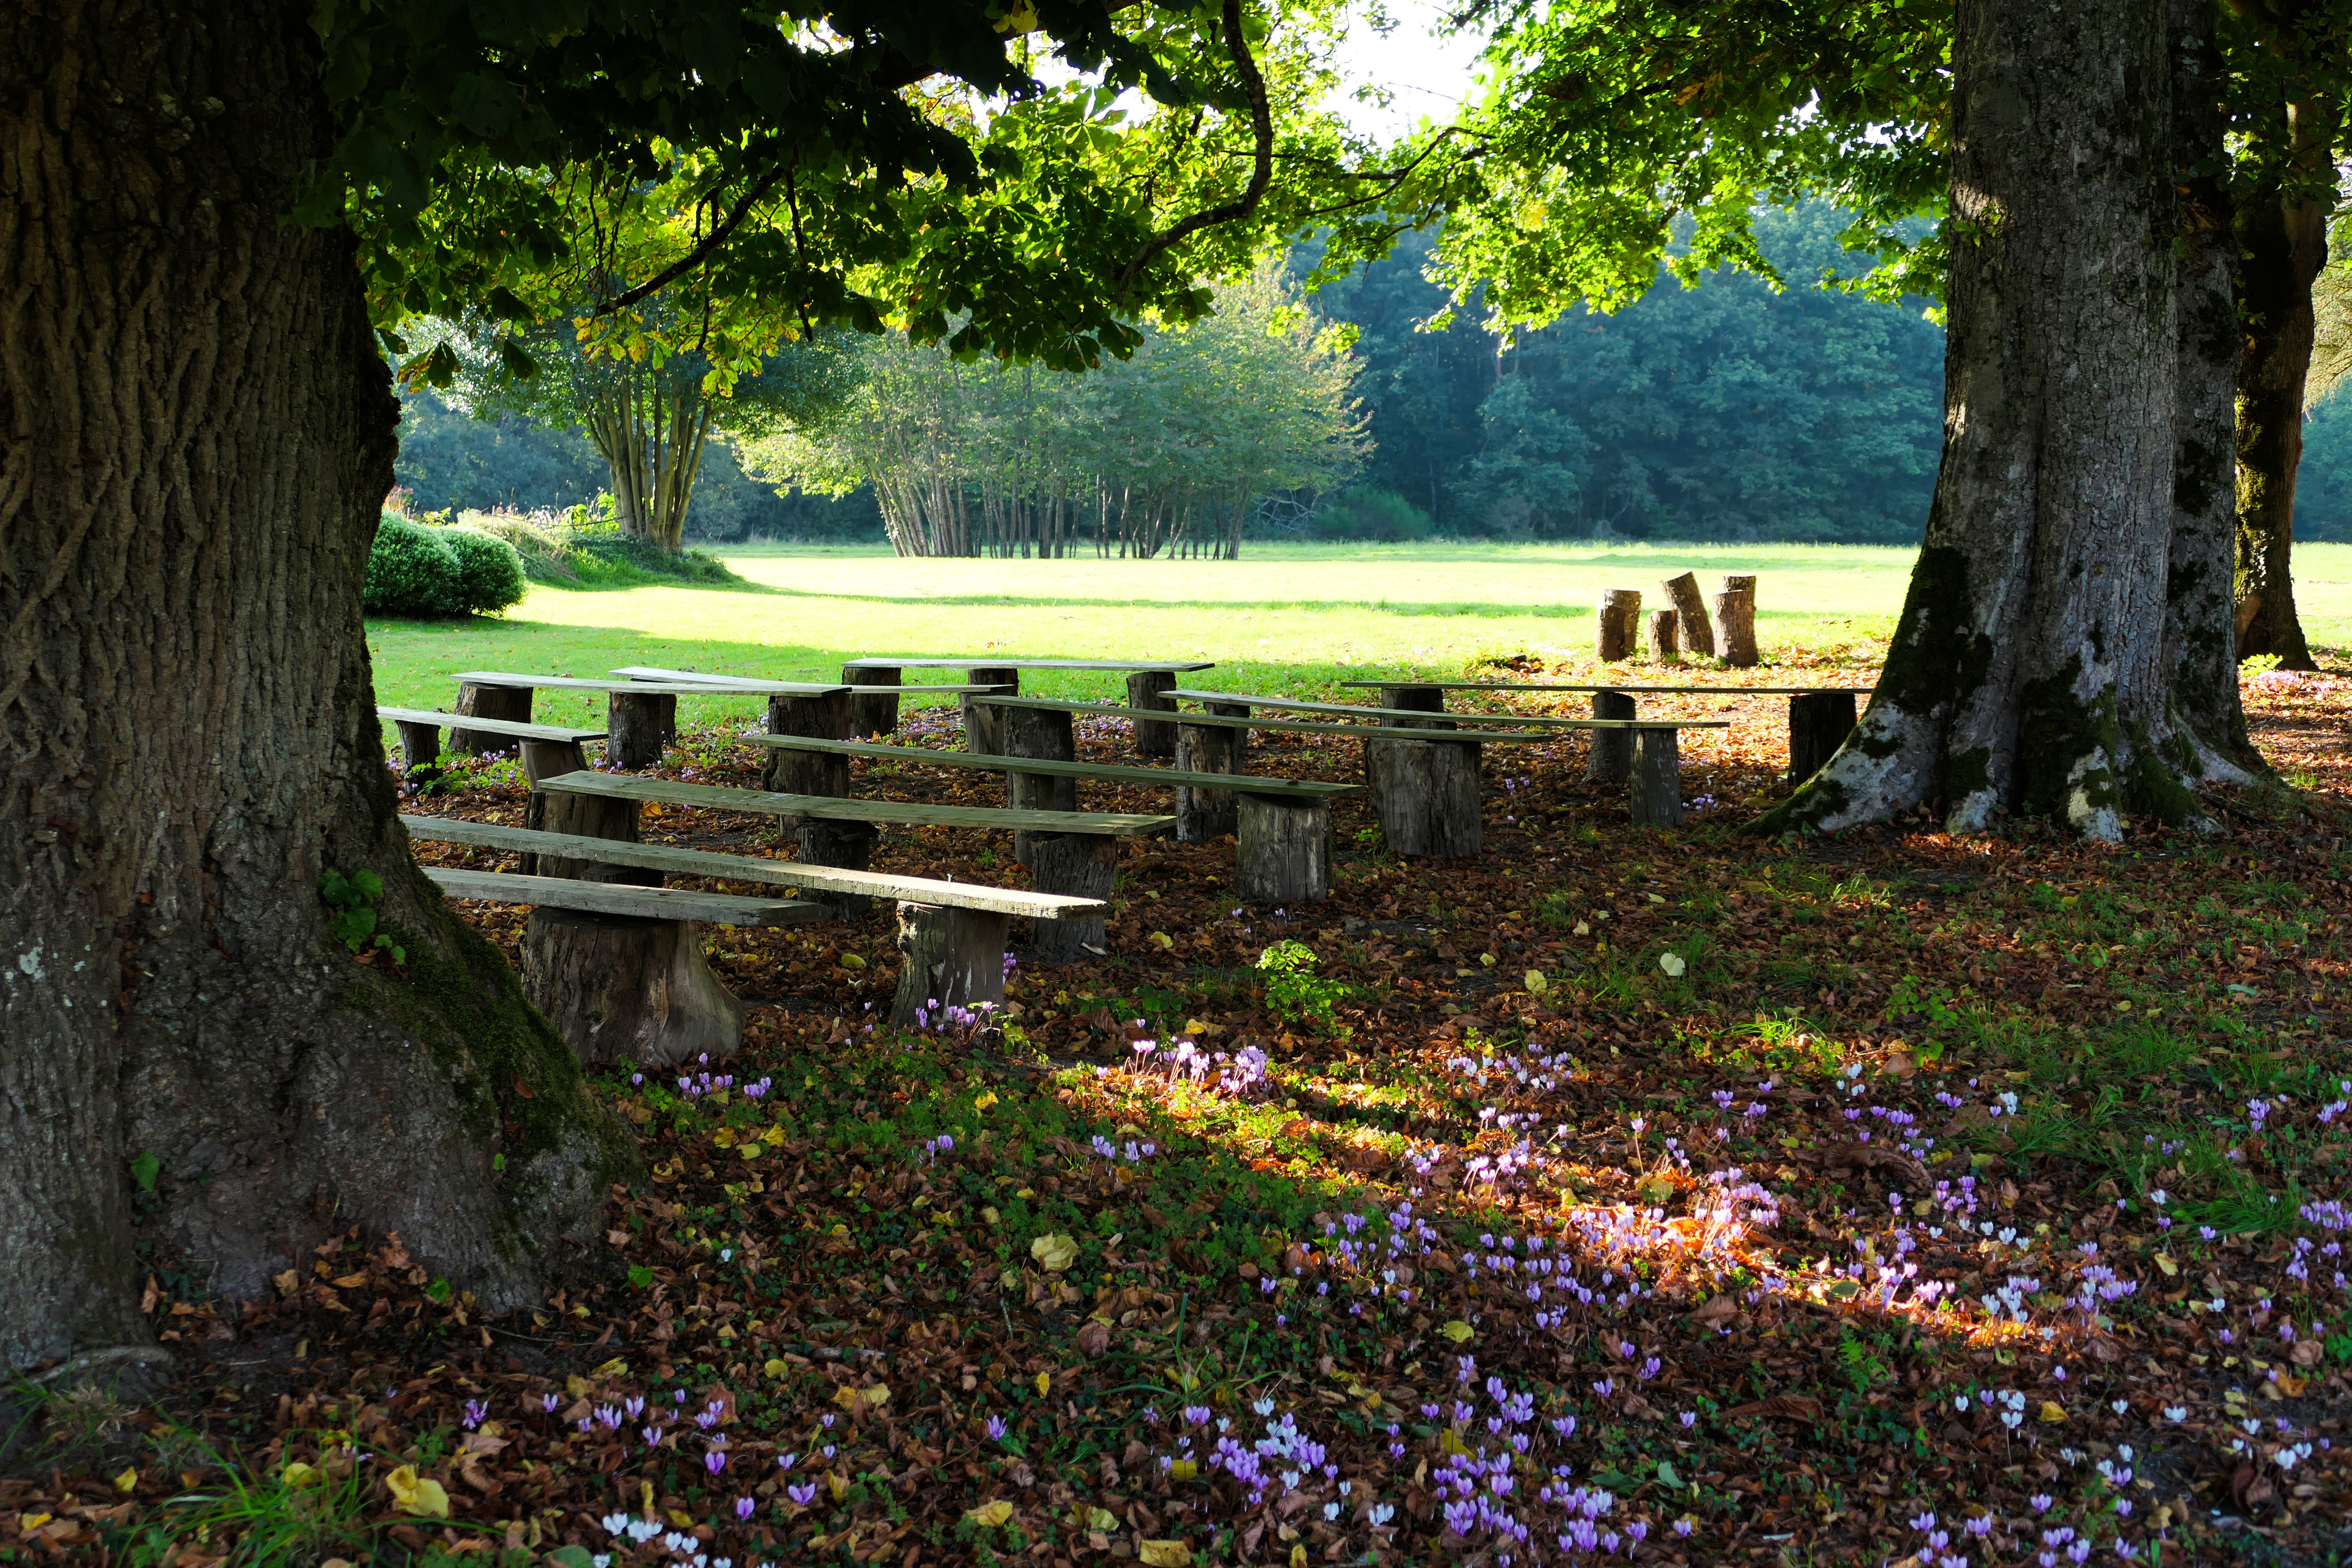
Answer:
[982,1206,1001,1227]
[1149,931,1175,949]
[1657,952,1687,977]
[833,1383,890,1409]
[1168,1458,1198,1481]
[1085,1507,1119,1531]
[738,1142,765,1161]
[566,1375,588,1398]
[1031,1233,1078,1273]
[825,1471,850,1501]
[2039,1402,2067,1424]
[1440,1320,1474,1344]
[113,1467,138,1494]
[667,1508,695,1527]
[1184,1018,1207,1034]
[1140,1541,1191,1567]
[1290,1543,1309,1568]
[1034,1370,1052,1398]
[1523,970,1548,994]
[591,1358,628,1379]
[281,1461,322,1489]
[965,1500,1015,1528]
[839,952,867,970]
[761,1124,787,1146]
[712,1128,738,1148]
[764,1358,789,1378]
[2155,1253,2178,1277]
[385,1465,450,1518]
[974,1091,999,1112]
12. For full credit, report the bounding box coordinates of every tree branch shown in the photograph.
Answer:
[594,163,787,318]
[1113,0,1274,303]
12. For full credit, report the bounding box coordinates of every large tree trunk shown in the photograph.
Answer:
[1761,0,2218,841]
[0,0,631,1372]
[2231,103,2331,671]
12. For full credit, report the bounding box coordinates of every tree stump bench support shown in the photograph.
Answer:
[1003,705,1078,864]
[450,682,533,756]
[1236,792,1330,904]
[1630,728,1683,827]
[1788,691,1859,784]
[1175,710,1250,842]
[395,720,444,785]
[760,688,878,912]
[379,705,607,793]
[893,903,1012,1026]
[1125,670,1180,757]
[1586,690,1635,783]
[606,689,673,769]
[1715,576,1759,667]
[846,664,901,736]
[1027,831,1115,963]
[962,667,1020,756]
[1365,737,1483,857]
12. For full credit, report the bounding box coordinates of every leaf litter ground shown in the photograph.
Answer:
[10,646,2352,1568]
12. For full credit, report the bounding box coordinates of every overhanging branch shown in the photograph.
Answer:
[1112,0,1274,303]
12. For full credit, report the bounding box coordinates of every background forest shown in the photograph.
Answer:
[389,202,2352,547]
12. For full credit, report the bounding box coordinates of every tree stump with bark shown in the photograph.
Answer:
[1659,571,1717,658]
[395,720,444,785]
[762,690,852,793]
[606,691,671,769]
[962,668,1019,755]
[891,903,1011,1025]
[1002,705,1077,864]
[1364,739,1482,857]
[845,665,901,737]
[1384,686,1455,729]
[1586,691,1635,782]
[1715,576,1759,667]
[1596,590,1642,661]
[1176,720,1244,842]
[1648,609,1680,661]
[1788,692,1859,785]
[451,682,532,756]
[1028,832,1114,962]
[1125,670,1179,756]
[1629,728,1683,827]
[519,908,744,1066]
[520,791,662,884]
[1237,793,1331,904]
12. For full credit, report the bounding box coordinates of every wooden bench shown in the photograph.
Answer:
[840,656,1215,753]
[609,666,992,793]
[411,818,1103,1045]
[377,706,606,784]
[534,769,1168,969]
[750,733,1360,907]
[448,671,850,769]
[1343,679,1872,784]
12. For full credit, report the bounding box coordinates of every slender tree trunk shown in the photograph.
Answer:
[2232,102,2331,670]
[1761,0,2200,840]
[0,0,631,1370]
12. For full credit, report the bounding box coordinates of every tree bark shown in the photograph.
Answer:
[1658,571,1715,658]
[450,682,532,757]
[1714,576,1759,668]
[1026,833,1114,963]
[2231,104,2330,671]
[1124,671,1179,757]
[845,665,901,738]
[1761,0,2223,840]
[962,668,1019,755]
[519,910,744,1066]
[0,0,631,1369]
[1363,740,1482,857]
[1647,609,1679,662]
[891,905,1010,1025]
[1586,691,1635,783]
[606,691,670,770]
[1002,705,1077,864]
[1235,794,1331,905]
[1629,729,1682,827]
[1596,590,1641,661]
[1176,722,1243,842]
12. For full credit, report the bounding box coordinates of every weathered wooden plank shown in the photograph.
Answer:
[1340,680,1875,695]
[976,696,1716,738]
[425,868,831,925]
[376,706,607,743]
[1167,689,1599,728]
[535,769,1173,836]
[744,735,1360,797]
[401,815,1104,918]
[843,657,1216,672]
[613,665,983,695]
[452,671,848,696]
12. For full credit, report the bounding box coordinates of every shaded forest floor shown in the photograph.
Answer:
[12,652,2352,1568]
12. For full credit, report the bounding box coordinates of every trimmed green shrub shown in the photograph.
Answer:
[1314,486,1435,543]
[441,528,527,614]
[364,518,462,616]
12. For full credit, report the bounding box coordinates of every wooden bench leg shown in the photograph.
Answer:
[764,690,852,793]
[846,665,901,737]
[1003,706,1077,864]
[1175,720,1241,842]
[1365,738,1482,857]
[1387,686,1455,729]
[521,791,661,884]
[394,720,443,784]
[520,910,744,1065]
[1788,692,1858,784]
[1630,728,1683,827]
[450,682,530,757]
[892,903,1011,1026]
[1237,793,1331,904]
[606,690,670,769]
[1125,670,1178,757]
[962,667,1018,756]
[1586,690,1635,783]
[1028,832,1114,963]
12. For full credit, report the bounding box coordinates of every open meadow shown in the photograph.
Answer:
[36,543,2352,1567]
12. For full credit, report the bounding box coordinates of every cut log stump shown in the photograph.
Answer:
[1237,793,1330,905]
[892,903,1011,1026]
[962,668,1019,756]
[763,690,852,794]
[606,690,670,770]
[450,682,531,756]
[796,821,881,919]
[845,664,901,737]
[1597,590,1642,661]
[521,908,744,1065]
[1365,738,1482,858]
[1715,575,1759,667]
[1176,720,1243,842]
[1586,690,1635,783]
[1648,609,1680,661]
[1125,670,1179,757]
[395,720,443,784]
[521,791,662,885]
[1028,832,1115,963]
[1003,705,1078,864]
[1788,691,1859,784]
[1629,727,1683,827]
[1659,570,1717,658]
